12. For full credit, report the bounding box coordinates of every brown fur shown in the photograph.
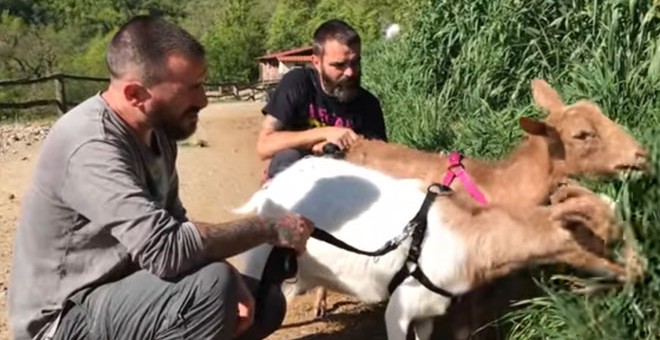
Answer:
[437,183,633,288]
[342,80,647,212]
[424,180,643,340]
[310,79,648,338]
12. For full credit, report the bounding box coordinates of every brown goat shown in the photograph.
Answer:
[343,79,647,211]
[437,177,640,288]
[393,171,641,340]
[310,79,648,338]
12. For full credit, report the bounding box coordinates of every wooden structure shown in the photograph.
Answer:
[255,46,313,82]
[0,73,279,115]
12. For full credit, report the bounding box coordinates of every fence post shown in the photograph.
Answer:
[54,74,67,115]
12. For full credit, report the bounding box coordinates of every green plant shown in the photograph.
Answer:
[361,0,660,338]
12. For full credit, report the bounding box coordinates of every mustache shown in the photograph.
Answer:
[334,75,360,88]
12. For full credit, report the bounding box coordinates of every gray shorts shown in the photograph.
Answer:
[48,262,286,340]
[266,148,310,179]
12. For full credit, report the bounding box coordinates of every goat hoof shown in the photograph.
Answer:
[552,274,621,295]
[314,306,327,319]
[624,245,646,283]
[570,281,620,295]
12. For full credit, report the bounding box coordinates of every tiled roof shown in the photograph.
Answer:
[277,55,312,63]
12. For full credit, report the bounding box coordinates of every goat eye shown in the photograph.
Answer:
[573,130,594,140]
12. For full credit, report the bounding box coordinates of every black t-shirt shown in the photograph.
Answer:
[262,67,388,141]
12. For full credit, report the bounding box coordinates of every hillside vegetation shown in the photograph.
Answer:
[360,0,660,338]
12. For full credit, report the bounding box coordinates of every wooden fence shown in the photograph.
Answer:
[0,73,278,115]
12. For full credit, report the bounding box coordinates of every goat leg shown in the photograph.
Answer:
[313,287,328,319]
[622,237,646,283]
[384,288,415,340]
[413,318,434,340]
[556,250,627,282]
[549,180,598,205]
[551,274,621,295]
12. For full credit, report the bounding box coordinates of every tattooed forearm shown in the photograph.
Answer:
[194,216,277,261]
[193,213,315,261]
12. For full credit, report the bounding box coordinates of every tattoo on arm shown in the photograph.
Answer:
[194,216,276,261]
[193,213,311,261]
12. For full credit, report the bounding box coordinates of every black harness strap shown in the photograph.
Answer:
[309,181,456,299]
[281,145,457,300]
[387,183,455,298]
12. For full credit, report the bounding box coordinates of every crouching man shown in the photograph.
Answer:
[7,15,313,340]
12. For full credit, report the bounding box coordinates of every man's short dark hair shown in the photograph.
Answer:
[312,19,361,56]
[106,15,205,86]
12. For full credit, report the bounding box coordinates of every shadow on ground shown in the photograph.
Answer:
[289,301,388,340]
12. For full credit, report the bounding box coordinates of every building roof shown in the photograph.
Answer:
[277,55,312,63]
[256,45,313,61]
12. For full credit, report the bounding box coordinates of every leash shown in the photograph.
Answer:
[311,224,413,257]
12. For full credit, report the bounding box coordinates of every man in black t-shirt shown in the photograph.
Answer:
[257,19,388,180]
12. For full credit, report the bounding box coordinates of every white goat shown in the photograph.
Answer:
[233,155,631,340]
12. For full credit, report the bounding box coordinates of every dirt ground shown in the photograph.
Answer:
[0,101,388,339]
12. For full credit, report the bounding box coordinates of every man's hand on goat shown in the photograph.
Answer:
[311,141,330,155]
[320,126,359,150]
[266,213,314,254]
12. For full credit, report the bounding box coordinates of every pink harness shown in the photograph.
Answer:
[442,151,489,206]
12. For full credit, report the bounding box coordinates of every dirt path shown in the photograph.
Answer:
[0,101,387,339]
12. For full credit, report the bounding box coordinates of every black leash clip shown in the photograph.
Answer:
[322,143,345,159]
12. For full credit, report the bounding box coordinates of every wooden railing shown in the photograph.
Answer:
[0,73,279,115]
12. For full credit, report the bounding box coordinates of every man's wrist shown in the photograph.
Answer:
[255,216,278,243]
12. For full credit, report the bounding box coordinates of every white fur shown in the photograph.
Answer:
[234,156,470,340]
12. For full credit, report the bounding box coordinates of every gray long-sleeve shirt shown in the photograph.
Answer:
[7,94,206,340]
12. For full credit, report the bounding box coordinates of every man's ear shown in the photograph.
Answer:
[311,54,322,69]
[519,117,548,136]
[123,82,150,108]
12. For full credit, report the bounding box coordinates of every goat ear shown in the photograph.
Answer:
[519,117,548,136]
[531,79,564,115]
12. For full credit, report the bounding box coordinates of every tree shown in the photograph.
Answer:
[265,0,318,52]
[0,12,82,78]
[39,0,186,38]
[203,0,266,82]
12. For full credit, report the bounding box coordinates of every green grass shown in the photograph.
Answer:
[502,127,660,340]
[361,0,660,338]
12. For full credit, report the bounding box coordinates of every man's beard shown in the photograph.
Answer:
[150,106,200,141]
[320,68,361,103]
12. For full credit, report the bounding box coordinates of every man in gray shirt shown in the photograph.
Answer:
[7,15,314,340]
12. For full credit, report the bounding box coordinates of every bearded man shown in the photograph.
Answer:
[256,19,388,180]
[7,15,314,340]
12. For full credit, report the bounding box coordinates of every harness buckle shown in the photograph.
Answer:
[447,151,463,168]
[428,183,452,196]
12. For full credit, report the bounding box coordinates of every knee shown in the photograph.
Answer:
[267,148,307,178]
[193,262,239,309]
[173,262,239,339]
[273,148,306,162]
